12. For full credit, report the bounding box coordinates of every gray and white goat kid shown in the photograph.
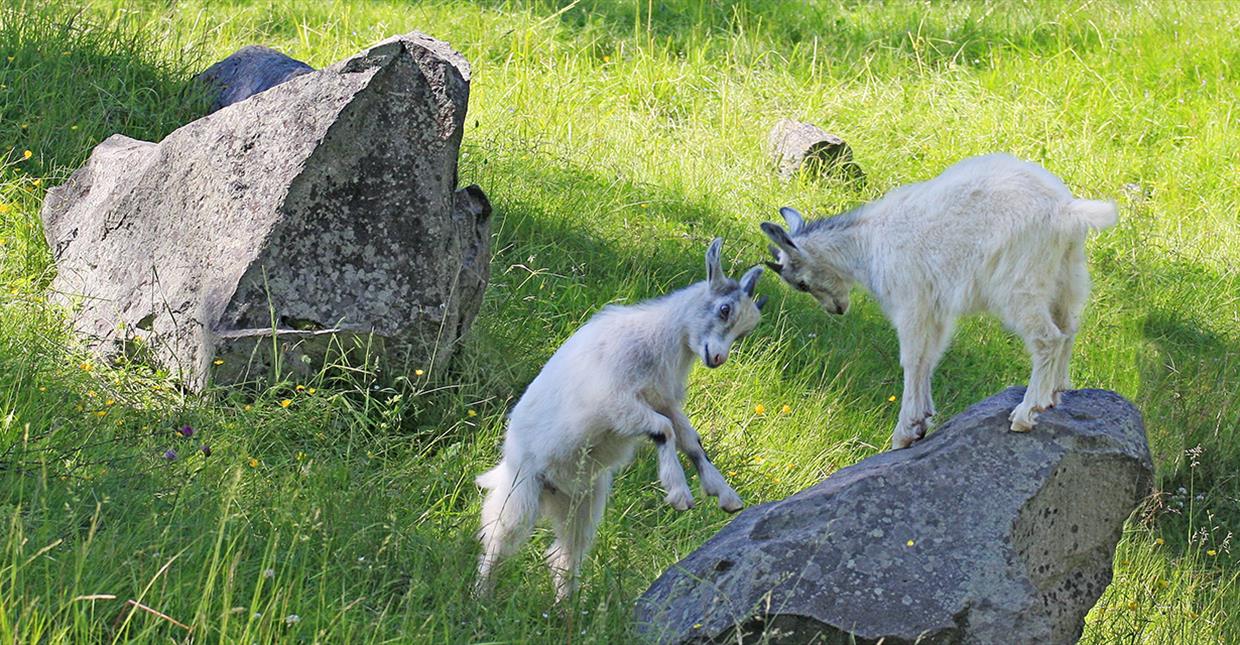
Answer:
[761,153,1116,449]
[476,238,766,601]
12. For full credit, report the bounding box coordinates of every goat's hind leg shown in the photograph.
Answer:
[475,463,542,596]
[543,472,610,603]
[1049,245,1090,406]
[1009,307,1066,432]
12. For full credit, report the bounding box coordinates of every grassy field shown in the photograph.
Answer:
[2,0,1237,642]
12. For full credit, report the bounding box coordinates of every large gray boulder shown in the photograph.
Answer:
[42,32,491,390]
[195,45,315,113]
[636,388,1153,645]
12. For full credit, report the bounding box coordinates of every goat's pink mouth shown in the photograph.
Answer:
[702,344,726,368]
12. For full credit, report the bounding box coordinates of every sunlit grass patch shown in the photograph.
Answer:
[1,0,1237,642]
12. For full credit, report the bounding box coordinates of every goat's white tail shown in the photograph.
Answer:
[476,459,541,548]
[1062,199,1118,231]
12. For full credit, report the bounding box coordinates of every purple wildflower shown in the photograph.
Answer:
[200,444,212,457]
[179,424,195,438]
[163,449,178,461]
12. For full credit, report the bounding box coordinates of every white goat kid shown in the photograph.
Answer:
[761,153,1116,449]
[475,238,765,601]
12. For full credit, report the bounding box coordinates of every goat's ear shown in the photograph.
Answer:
[705,237,725,290]
[780,207,805,235]
[761,222,798,254]
[739,265,763,297]
[754,295,769,311]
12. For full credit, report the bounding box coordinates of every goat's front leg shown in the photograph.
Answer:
[667,409,743,512]
[892,315,951,449]
[612,401,694,510]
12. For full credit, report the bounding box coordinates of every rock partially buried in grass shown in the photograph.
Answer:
[42,31,491,390]
[767,119,863,183]
[195,45,315,113]
[635,388,1153,645]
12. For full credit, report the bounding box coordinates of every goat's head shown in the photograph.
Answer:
[690,238,766,369]
[761,207,851,316]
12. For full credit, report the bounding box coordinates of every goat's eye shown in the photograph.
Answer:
[719,304,731,320]
[795,281,811,293]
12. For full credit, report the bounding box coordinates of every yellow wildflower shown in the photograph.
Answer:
[32,178,41,187]
[888,395,897,402]
[307,387,316,395]
[95,410,107,418]
[104,399,114,406]
[906,539,915,547]
[86,390,97,398]
[244,404,253,411]
[415,369,425,376]
[1155,537,1165,545]
[781,404,791,414]
[0,204,9,213]
[249,458,259,468]
[295,384,305,391]
[467,409,478,417]
[603,55,611,63]
[754,404,766,415]
[80,361,93,372]
[22,150,32,160]
[1127,601,1138,611]
[751,456,764,465]
[279,399,292,408]
[213,358,224,365]
[39,386,47,392]
[1207,549,1217,557]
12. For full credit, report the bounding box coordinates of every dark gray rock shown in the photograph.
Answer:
[767,119,863,182]
[43,32,491,390]
[196,45,315,113]
[635,388,1153,645]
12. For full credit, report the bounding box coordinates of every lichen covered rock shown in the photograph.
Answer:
[42,32,490,389]
[636,388,1153,645]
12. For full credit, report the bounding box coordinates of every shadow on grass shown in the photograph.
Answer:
[1138,305,1240,553]
[0,3,210,177]
[448,0,1106,72]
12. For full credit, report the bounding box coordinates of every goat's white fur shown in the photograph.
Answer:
[475,239,764,601]
[762,153,1116,449]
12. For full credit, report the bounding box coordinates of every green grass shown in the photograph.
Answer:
[2,0,1237,641]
